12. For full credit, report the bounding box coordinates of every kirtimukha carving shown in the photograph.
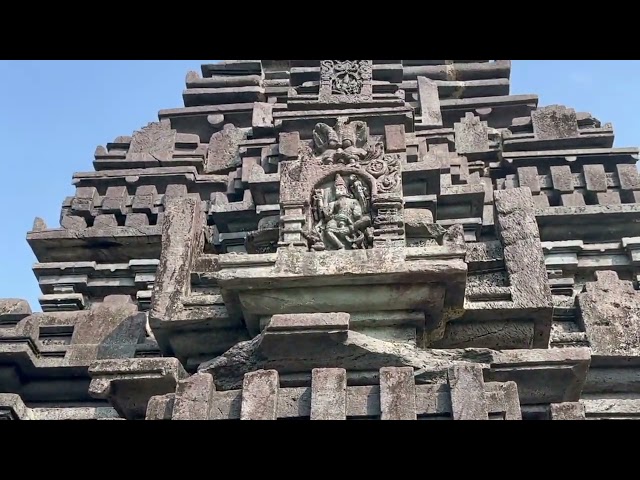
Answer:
[312,117,369,165]
[310,173,373,251]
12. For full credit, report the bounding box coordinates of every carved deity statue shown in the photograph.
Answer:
[312,117,369,165]
[310,174,372,250]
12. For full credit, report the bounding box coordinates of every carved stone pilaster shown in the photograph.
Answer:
[365,152,405,246]
[278,201,308,249]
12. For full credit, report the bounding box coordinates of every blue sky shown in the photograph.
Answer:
[1,60,639,310]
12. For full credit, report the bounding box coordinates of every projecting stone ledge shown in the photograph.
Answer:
[27,225,163,263]
[0,394,30,420]
[89,358,188,420]
[198,312,590,405]
[0,295,148,407]
[211,243,468,338]
[0,393,121,420]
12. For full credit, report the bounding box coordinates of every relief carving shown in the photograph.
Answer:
[245,216,280,254]
[312,117,369,165]
[318,60,373,103]
[320,60,372,96]
[365,153,402,194]
[127,121,176,162]
[308,173,373,251]
[291,117,405,251]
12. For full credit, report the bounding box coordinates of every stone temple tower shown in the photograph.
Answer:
[2,60,639,420]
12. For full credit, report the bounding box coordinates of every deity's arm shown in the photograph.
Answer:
[352,202,363,220]
[323,200,336,219]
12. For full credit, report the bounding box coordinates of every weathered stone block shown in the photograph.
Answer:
[447,364,488,420]
[549,402,585,420]
[379,367,416,420]
[67,295,146,364]
[384,124,406,153]
[617,163,640,191]
[454,112,489,154]
[127,121,176,162]
[578,270,640,357]
[101,186,128,214]
[93,214,118,228]
[493,187,553,347]
[500,382,522,420]
[560,192,585,206]
[403,208,443,239]
[61,215,87,230]
[0,394,30,420]
[124,213,150,227]
[241,370,279,420]
[89,358,187,420]
[132,185,157,213]
[164,184,188,200]
[417,76,443,127]
[71,187,98,214]
[550,165,574,193]
[517,166,540,194]
[206,124,246,173]
[596,191,621,205]
[310,368,347,420]
[172,373,215,420]
[0,299,32,323]
[268,312,350,332]
[531,105,579,140]
[146,394,175,420]
[32,217,47,231]
[531,194,550,208]
[252,102,274,134]
[583,164,607,192]
[278,132,300,159]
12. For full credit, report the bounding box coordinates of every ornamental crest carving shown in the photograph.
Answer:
[319,60,373,102]
[312,117,369,165]
[321,60,372,96]
[305,118,402,196]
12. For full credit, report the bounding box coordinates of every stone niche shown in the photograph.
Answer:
[279,117,406,249]
[211,117,468,343]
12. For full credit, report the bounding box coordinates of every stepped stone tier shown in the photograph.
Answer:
[3,59,640,420]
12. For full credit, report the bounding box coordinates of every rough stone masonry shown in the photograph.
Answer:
[2,60,639,420]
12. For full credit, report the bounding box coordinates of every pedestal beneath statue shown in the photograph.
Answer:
[211,243,466,338]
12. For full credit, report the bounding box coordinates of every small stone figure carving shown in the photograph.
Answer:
[312,118,369,165]
[310,174,372,250]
